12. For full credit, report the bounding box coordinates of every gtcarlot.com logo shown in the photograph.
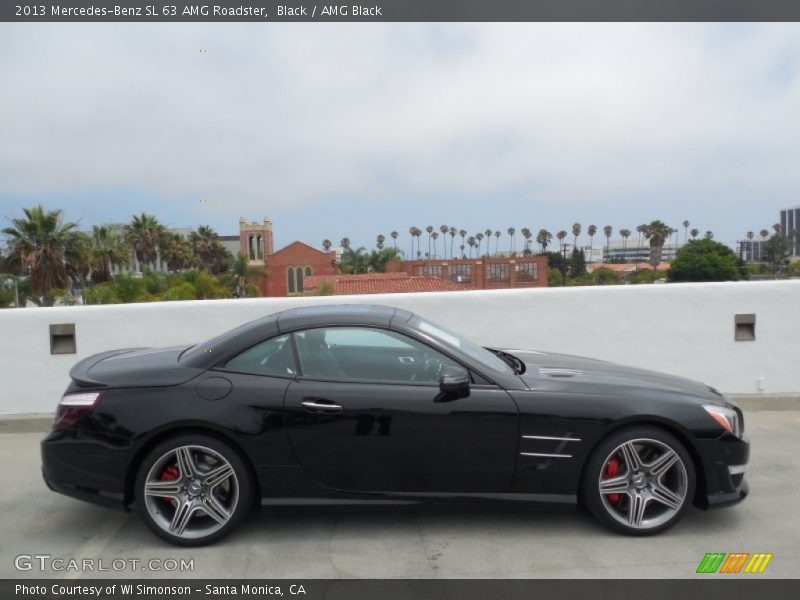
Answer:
[696,552,773,574]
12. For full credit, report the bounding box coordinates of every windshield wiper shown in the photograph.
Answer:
[486,348,526,375]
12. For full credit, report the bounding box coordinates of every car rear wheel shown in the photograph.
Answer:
[581,426,695,535]
[134,434,252,546]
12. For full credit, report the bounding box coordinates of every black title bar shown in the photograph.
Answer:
[4,1,800,22]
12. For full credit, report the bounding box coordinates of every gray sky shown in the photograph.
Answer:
[1,23,798,250]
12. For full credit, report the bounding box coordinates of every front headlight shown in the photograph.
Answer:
[702,404,742,438]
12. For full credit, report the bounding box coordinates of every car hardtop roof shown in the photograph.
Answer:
[275,304,414,332]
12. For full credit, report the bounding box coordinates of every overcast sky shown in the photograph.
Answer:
[1,23,798,251]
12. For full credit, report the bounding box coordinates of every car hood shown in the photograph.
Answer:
[505,348,723,401]
[70,346,201,388]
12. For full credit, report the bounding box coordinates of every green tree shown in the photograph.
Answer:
[317,280,335,296]
[367,247,403,272]
[593,267,621,285]
[2,205,81,305]
[668,239,746,282]
[569,248,587,278]
[124,213,164,272]
[89,225,130,283]
[161,232,191,273]
[763,232,793,275]
[643,220,671,282]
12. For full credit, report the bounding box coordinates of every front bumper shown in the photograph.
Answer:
[694,433,750,509]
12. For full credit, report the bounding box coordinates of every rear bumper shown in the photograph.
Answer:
[41,430,129,510]
[694,433,750,509]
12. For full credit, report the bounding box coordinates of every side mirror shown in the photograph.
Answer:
[439,366,470,398]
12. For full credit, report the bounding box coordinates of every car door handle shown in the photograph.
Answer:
[301,399,344,413]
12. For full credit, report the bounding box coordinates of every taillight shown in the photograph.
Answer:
[54,392,101,430]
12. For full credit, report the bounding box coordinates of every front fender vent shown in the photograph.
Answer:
[539,368,583,378]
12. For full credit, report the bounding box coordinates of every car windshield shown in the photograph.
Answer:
[410,316,514,374]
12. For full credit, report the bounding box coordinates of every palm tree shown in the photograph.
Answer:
[483,229,492,256]
[190,225,221,272]
[636,224,646,263]
[459,244,465,258]
[620,229,631,263]
[773,223,782,235]
[376,234,385,250]
[682,220,690,243]
[691,228,700,240]
[587,225,597,252]
[322,239,332,252]
[494,230,501,255]
[124,213,164,272]
[759,229,769,242]
[160,232,190,274]
[91,225,131,283]
[603,226,613,262]
[475,233,484,257]
[556,230,567,256]
[467,236,476,258]
[431,231,440,258]
[2,205,80,304]
[644,220,671,282]
[571,223,582,253]
[507,227,516,254]
[439,225,449,258]
[390,231,398,250]
[704,230,714,240]
[449,227,457,259]
[459,229,467,254]
[537,229,552,254]
[425,226,434,258]
[340,237,351,251]
[521,227,532,255]
[228,252,265,297]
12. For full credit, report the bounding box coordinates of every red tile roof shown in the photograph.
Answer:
[303,272,474,295]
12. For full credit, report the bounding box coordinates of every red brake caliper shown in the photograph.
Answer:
[161,465,180,504]
[605,456,620,505]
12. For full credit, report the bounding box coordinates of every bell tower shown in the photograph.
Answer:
[239,217,274,264]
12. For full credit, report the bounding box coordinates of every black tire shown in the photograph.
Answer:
[134,434,252,546]
[581,425,696,536]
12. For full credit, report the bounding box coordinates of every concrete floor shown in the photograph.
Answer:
[1,411,797,579]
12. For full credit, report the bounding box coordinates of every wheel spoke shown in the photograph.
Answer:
[175,447,196,479]
[203,463,234,489]
[648,449,679,478]
[620,442,643,473]
[169,497,197,535]
[201,494,231,525]
[651,482,684,510]
[144,480,182,499]
[599,474,630,495]
[627,492,648,527]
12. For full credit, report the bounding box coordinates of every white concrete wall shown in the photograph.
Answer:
[0,280,798,415]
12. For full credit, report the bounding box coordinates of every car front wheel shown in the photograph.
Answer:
[134,434,252,546]
[581,426,695,535]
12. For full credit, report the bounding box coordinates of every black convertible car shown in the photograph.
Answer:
[42,304,748,546]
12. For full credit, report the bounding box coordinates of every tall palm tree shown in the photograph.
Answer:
[521,227,532,255]
[376,234,385,250]
[644,220,671,281]
[484,229,492,256]
[2,205,80,303]
[603,225,613,262]
[340,237,351,250]
[536,229,552,254]
[322,239,332,252]
[556,230,567,258]
[439,225,449,258]
[620,229,631,263]
[124,213,164,272]
[682,220,690,243]
[691,228,700,240]
[759,229,769,242]
[459,229,467,254]
[773,223,782,235]
[704,230,714,240]
[467,236,476,258]
[571,223,582,253]
[587,225,597,252]
[475,232,484,257]
[227,252,266,298]
[636,224,646,263]
[425,226,434,258]
[390,231,398,249]
[459,244,465,258]
[507,227,516,254]
[449,227,457,259]
[494,230,501,255]
[161,232,190,274]
[431,231,440,258]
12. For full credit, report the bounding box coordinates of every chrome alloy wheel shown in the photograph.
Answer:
[597,438,688,530]
[143,445,239,540]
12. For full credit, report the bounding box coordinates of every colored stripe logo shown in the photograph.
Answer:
[696,553,772,574]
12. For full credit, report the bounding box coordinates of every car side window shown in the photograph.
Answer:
[223,334,296,377]
[293,327,460,384]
